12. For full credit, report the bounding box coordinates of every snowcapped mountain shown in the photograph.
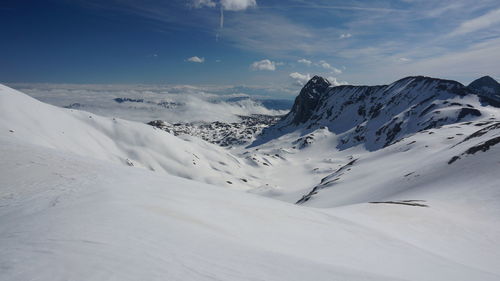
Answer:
[1,77,500,281]
[256,75,498,150]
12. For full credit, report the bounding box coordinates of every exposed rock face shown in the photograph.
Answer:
[148,114,282,147]
[288,76,331,125]
[257,75,496,150]
[114,97,183,108]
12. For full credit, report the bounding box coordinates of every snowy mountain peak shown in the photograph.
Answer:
[308,75,331,86]
[469,75,499,86]
[468,75,500,97]
[288,75,331,125]
[257,75,498,150]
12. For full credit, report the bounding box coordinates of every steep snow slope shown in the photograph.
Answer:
[293,119,500,206]
[2,138,500,281]
[239,118,500,207]
[0,84,260,189]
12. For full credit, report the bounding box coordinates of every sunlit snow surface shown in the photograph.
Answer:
[1,84,500,280]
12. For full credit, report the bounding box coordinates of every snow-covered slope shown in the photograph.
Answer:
[2,80,500,281]
[293,119,500,206]
[232,76,500,208]
[255,76,498,150]
[2,138,500,281]
[0,84,259,189]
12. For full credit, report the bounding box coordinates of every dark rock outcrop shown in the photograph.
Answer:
[288,76,331,125]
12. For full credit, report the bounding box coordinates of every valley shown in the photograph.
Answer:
[1,75,500,281]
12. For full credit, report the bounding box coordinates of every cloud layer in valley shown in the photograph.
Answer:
[12,84,290,123]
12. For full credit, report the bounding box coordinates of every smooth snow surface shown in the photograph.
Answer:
[1,83,500,280]
[2,140,500,281]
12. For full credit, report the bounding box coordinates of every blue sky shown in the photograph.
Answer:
[1,0,499,94]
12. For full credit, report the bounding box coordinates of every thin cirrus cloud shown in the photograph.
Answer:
[187,56,205,63]
[250,59,276,71]
[449,8,500,37]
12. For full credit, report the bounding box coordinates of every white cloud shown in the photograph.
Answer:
[187,56,205,63]
[289,72,311,86]
[339,33,352,39]
[191,0,216,8]
[191,0,256,32]
[16,84,287,123]
[297,58,312,66]
[450,8,500,36]
[250,59,276,71]
[326,76,349,86]
[191,0,256,11]
[221,0,256,11]
[398,57,411,62]
[289,71,347,87]
[220,13,319,55]
[343,37,500,85]
[317,60,342,74]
